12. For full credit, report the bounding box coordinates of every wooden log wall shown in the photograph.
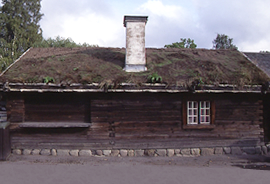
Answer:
[213,95,263,146]
[8,92,265,150]
[24,93,90,122]
[90,94,182,140]
[6,93,25,122]
[263,94,270,142]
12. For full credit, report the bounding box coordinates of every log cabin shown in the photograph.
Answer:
[0,16,269,156]
[243,52,270,143]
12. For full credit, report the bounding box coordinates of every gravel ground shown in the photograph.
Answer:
[0,154,270,184]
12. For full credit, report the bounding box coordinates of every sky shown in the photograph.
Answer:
[40,0,270,52]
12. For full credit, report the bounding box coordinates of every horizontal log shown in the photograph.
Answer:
[90,123,111,129]
[91,110,181,116]
[9,117,24,122]
[11,136,88,142]
[91,116,181,122]
[114,128,173,134]
[114,122,180,128]
[9,109,25,114]
[26,105,85,111]
[91,100,181,104]
[182,124,215,130]
[18,122,91,128]
[8,101,24,104]
[91,105,181,110]
[25,114,85,119]
[215,120,262,125]
[215,100,261,106]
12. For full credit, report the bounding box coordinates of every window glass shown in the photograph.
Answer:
[187,101,211,125]
[194,102,198,108]
[188,101,192,108]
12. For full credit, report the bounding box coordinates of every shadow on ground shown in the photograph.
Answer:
[233,164,270,170]
[231,155,270,171]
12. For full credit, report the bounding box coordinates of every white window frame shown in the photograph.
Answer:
[187,101,210,125]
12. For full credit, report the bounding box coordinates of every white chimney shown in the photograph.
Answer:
[123,15,148,72]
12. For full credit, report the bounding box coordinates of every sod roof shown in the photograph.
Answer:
[0,47,269,88]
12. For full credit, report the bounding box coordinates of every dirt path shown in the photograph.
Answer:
[0,155,269,184]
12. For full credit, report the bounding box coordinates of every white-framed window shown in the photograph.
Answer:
[187,101,210,125]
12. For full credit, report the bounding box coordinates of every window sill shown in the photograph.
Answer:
[19,122,91,128]
[183,124,215,130]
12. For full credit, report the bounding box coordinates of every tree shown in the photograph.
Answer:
[33,36,99,48]
[165,38,197,48]
[0,0,43,70]
[260,51,270,53]
[212,33,237,50]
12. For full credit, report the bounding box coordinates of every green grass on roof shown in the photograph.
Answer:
[0,47,269,87]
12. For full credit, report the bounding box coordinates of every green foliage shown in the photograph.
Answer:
[43,76,55,83]
[26,76,38,83]
[58,56,66,61]
[148,72,162,83]
[212,34,238,50]
[164,38,197,48]
[196,77,204,86]
[0,0,43,71]
[34,36,99,48]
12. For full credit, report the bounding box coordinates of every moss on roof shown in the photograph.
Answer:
[0,47,269,87]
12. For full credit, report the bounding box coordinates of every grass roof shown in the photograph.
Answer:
[0,47,269,87]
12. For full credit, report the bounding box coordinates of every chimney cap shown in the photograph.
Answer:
[123,15,148,27]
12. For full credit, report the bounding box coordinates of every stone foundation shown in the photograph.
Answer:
[12,145,270,157]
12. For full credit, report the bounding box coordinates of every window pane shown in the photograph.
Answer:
[200,116,204,122]
[201,109,205,115]
[198,101,211,124]
[201,102,205,108]
[187,101,200,125]
[200,116,210,124]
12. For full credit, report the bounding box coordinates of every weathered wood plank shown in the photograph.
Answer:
[6,92,265,150]
[19,122,91,128]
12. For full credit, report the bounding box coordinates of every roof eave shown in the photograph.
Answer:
[0,82,263,94]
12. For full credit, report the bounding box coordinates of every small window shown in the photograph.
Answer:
[183,100,215,129]
[187,101,211,125]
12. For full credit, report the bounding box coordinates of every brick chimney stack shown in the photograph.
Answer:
[123,15,148,72]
